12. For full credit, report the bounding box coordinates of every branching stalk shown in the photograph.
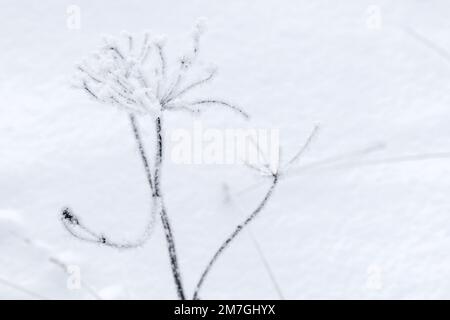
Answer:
[193,174,279,299]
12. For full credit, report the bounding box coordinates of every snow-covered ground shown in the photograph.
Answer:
[1,0,450,299]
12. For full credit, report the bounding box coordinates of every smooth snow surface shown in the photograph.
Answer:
[1,0,450,299]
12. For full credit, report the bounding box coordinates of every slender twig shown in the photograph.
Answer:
[235,142,386,196]
[224,188,285,299]
[6,229,102,299]
[246,135,272,172]
[156,44,166,78]
[189,99,249,119]
[402,26,450,66]
[284,125,320,169]
[153,116,186,300]
[167,69,216,103]
[0,276,48,300]
[163,104,201,114]
[193,174,278,299]
[298,151,450,173]
[155,43,167,98]
[129,114,154,193]
[247,228,285,299]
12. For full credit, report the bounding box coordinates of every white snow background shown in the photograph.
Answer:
[1,0,450,299]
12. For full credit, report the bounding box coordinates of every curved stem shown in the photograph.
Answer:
[193,174,279,299]
[154,116,186,300]
[60,114,157,249]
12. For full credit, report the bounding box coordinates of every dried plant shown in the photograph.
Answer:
[61,20,316,300]
[192,126,319,299]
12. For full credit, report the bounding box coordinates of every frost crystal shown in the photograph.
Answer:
[74,22,248,119]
